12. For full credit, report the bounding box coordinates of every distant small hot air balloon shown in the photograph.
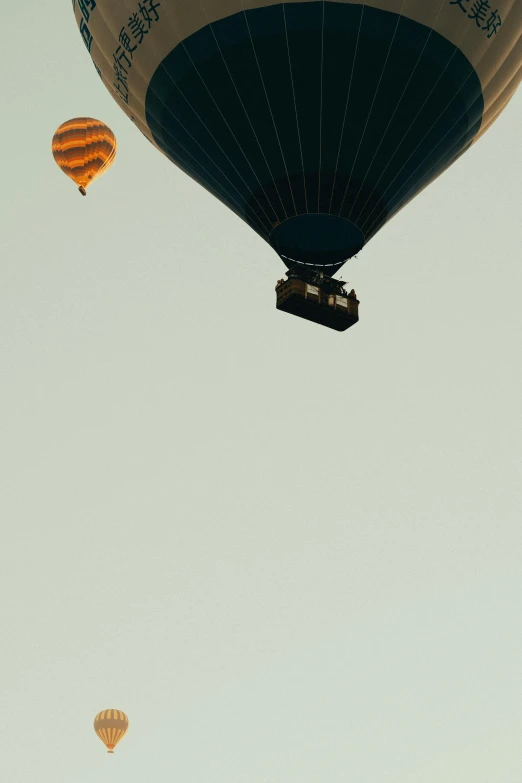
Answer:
[52,118,117,196]
[93,709,129,753]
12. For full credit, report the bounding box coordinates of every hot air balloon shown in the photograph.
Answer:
[72,0,521,329]
[52,118,117,196]
[93,709,129,753]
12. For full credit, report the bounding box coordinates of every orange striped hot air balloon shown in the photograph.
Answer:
[52,118,117,196]
[93,709,129,753]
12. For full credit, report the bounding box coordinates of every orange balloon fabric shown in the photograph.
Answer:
[93,709,129,753]
[52,118,117,195]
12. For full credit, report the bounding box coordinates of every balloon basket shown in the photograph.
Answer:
[275,270,359,332]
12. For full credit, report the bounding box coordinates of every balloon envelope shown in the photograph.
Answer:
[93,709,129,753]
[52,118,117,195]
[72,0,522,270]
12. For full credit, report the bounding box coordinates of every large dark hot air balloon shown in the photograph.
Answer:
[72,0,522,329]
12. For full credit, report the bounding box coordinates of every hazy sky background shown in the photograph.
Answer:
[1,4,522,783]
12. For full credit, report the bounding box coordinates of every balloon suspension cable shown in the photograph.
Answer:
[79,186,87,196]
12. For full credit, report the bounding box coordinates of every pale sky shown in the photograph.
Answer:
[1,4,522,783]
